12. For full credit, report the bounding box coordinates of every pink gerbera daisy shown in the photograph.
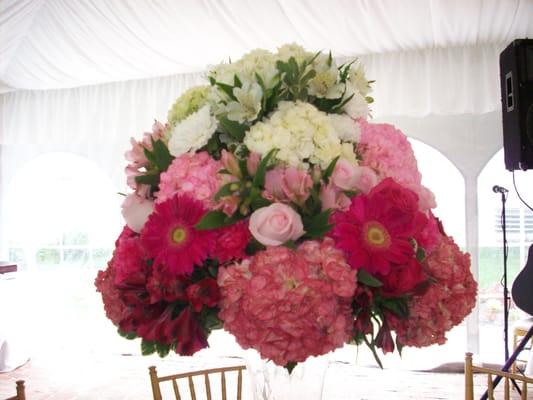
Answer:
[329,178,426,276]
[141,194,215,276]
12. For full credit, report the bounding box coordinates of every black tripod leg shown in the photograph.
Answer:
[480,325,533,400]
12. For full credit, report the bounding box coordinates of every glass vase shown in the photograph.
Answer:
[244,350,330,400]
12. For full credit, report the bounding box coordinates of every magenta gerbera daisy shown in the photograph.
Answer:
[329,178,427,276]
[140,194,215,276]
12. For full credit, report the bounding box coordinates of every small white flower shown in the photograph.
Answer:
[309,55,344,99]
[343,86,370,120]
[167,105,218,157]
[349,62,372,96]
[329,114,361,142]
[226,82,263,123]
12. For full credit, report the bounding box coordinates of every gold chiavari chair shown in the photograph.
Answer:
[149,365,246,400]
[465,352,533,400]
[4,380,25,400]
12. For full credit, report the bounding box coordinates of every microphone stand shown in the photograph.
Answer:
[498,187,510,361]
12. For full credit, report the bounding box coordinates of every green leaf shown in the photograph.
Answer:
[141,339,156,356]
[195,210,229,230]
[233,74,242,88]
[143,148,157,165]
[250,196,272,210]
[214,182,236,201]
[219,116,247,141]
[282,240,297,249]
[416,246,426,262]
[245,238,266,255]
[357,269,383,288]
[396,338,404,357]
[330,93,355,114]
[380,297,409,319]
[322,156,340,183]
[208,76,216,86]
[215,82,237,101]
[252,149,277,188]
[152,139,173,171]
[135,173,159,186]
[302,209,333,239]
[156,342,171,358]
[284,361,297,374]
[118,329,137,340]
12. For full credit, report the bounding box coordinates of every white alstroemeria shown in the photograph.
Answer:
[349,61,372,96]
[167,105,218,157]
[208,62,240,86]
[329,113,361,142]
[343,85,370,120]
[309,55,344,99]
[225,82,263,123]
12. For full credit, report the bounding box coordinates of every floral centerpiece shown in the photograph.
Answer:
[95,44,477,372]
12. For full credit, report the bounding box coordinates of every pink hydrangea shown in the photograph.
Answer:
[156,151,224,208]
[218,239,356,366]
[388,234,477,347]
[357,120,436,212]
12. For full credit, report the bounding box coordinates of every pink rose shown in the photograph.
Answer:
[249,203,305,246]
[281,167,313,205]
[331,160,378,194]
[320,183,351,211]
[264,167,288,201]
[331,159,359,191]
[121,193,154,233]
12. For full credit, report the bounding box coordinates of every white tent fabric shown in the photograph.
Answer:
[1,0,533,356]
[1,0,532,92]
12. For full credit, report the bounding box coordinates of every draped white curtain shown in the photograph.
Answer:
[1,0,532,356]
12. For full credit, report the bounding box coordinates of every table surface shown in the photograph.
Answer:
[0,262,17,274]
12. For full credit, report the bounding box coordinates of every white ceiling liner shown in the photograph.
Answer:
[1,0,532,92]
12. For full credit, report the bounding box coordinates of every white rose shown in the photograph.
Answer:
[121,193,154,233]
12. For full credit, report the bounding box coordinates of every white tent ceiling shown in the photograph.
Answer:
[1,0,532,93]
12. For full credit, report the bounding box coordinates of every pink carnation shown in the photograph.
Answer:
[112,227,147,286]
[218,239,356,366]
[156,151,223,208]
[389,234,477,347]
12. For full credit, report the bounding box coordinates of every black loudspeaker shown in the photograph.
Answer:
[500,39,533,171]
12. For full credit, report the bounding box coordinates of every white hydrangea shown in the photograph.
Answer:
[238,49,278,89]
[276,43,312,63]
[328,113,361,143]
[167,105,218,157]
[244,101,349,168]
[225,82,263,123]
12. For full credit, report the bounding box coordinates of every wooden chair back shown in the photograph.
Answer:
[465,352,533,399]
[149,365,245,400]
[4,380,25,400]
